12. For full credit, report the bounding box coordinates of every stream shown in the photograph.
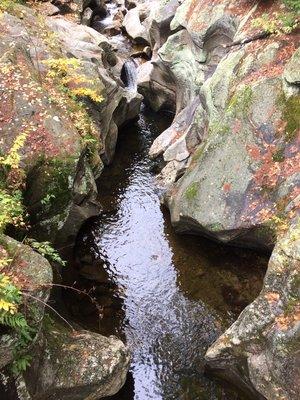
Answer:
[65,106,268,400]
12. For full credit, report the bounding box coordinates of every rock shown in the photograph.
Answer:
[24,317,130,400]
[284,47,300,86]
[81,7,93,26]
[131,46,152,60]
[144,1,300,397]
[167,39,300,250]
[0,235,53,369]
[122,6,149,44]
[137,60,176,111]
[125,0,137,10]
[148,0,181,50]
[205,223,300,400]
[0,5,141,245]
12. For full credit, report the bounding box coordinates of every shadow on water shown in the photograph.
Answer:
[64,106,269,400]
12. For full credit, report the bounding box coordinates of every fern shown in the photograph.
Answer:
[25,238,66,266]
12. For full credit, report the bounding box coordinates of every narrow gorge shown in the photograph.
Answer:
[0,1,299,400]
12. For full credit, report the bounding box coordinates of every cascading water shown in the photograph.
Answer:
[121,58,138,91]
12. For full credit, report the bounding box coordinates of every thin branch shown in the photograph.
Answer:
[22,292,75,331]
[32,283,103,314]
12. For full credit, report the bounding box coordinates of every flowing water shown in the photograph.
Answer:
[66,106,268,400]
[121,59,138,91]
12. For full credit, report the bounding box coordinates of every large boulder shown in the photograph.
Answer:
[122,3,150,44]
[24,317,130,400]
[167,37,300,250]
[205,223,300,400]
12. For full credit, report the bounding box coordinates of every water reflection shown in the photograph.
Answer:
[72,107,267,400]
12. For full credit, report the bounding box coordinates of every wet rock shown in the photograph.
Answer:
[125,0,137,10]
[24,317,130,400]
[137,60,176,111]
[205,223,300,400]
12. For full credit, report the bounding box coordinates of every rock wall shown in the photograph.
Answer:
[0,3,141,246]
[139,0,300,398]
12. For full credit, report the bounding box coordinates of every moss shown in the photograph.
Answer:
[185,182,198,200]
[207,222,224,232]
[284,297,298,315]
[227,85,253,117]
[282,95,300,141]
[272,148,285,162]
[209,121,231,136]
[192,143,206,161]
[40,157,75,214]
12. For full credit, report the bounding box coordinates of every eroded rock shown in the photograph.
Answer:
[205,223,300,400]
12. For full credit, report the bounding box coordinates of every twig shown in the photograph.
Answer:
[22,292,75,331]
[35,283,103,313]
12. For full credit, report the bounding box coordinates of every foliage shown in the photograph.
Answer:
[0,128,29,233]
[0,273,34,374]
[0,0,24,13]
[0,130,41,374]
[44,57,103,156]
[0,190,24,232]
[43,58,103,103]
[252,9,299,35]
[0,131,27,170]
[283,0,300,12]
[25,238,66,266]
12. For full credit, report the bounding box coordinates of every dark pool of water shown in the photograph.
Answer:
[64,106,268,400]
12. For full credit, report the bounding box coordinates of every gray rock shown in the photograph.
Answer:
[123,6,150,44]
[81,7,93,26]
[205,223,300,400]
[284,47,300,86]
[24,318,130,400]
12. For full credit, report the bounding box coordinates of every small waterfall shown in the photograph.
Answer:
[121,58,138,91]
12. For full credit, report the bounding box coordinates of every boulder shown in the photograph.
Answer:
[148,0,181,51]
[24,318,130,400]
[167,39,300,250]
[122,5,150,44]
[205,223,300,400]
[284,47,300,86]
[0,235,53,369]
